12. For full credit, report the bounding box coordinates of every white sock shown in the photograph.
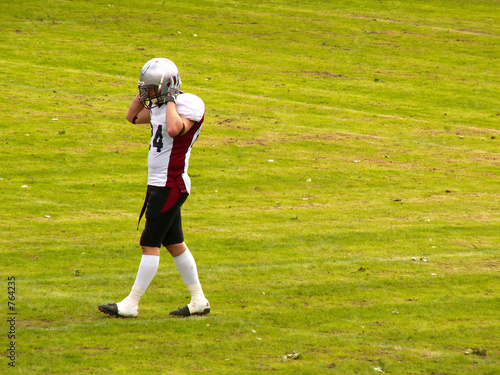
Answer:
[173,249,198,285]
[118,255,159,311]
[173,249,208,308]
[117,285,144,314]
[133,254,160,291]
[186,282,209,312]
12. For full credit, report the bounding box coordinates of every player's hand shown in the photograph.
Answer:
[165,76,180,102]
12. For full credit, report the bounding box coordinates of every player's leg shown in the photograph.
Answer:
[163,211,210,317]
[97,250,160,318]
[168,242,210,317]
[163,206,210,316]
[112,245,160,317]
[98,186,175,318]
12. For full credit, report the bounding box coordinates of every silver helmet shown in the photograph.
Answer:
[138,58,181,109]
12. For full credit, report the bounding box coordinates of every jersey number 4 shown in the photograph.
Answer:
[152,125,164,152]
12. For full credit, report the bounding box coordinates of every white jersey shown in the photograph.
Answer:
[147,93,205,191]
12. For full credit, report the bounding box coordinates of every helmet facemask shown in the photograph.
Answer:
[138,83,163,109]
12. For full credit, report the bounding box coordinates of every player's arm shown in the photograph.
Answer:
[166,101,195,138]
[126,94,151,124]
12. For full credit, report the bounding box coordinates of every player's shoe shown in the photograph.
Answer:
[98,303,138,318]
[169,300,210,317]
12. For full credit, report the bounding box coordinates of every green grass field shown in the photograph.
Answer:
[1,0,499,373]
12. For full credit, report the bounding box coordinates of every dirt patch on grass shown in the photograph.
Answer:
[301,71,350,79]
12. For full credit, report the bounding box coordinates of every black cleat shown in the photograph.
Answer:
[98,303,138,318]
[98,303,119,316]
[169,305,211,317]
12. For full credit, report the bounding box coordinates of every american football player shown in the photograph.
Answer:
[98,58,210,318]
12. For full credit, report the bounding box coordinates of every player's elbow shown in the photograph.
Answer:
[168,125,183,138]
[125,114,135,123]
